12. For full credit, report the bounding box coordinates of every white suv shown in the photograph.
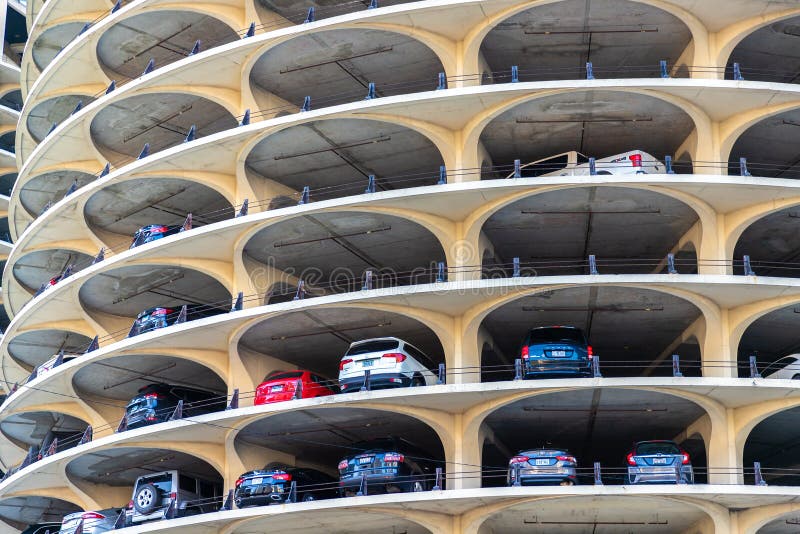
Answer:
[763,355,800,380]
[509,150,665,178]
[338,337,437,392]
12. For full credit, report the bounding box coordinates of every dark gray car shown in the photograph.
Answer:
[507,449,578,486]
[58,508,120,534]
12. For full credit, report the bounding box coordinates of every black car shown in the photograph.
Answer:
[338,437,439,496]
[123,383,226,430]
[128,305,227,337]
[234,464,338,506]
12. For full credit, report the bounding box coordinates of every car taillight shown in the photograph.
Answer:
[235,477,244,487]
[339,359,353,370]
[626,453,636,466]
[272,473,291,481]
[587,345,593,359]
[127,500,134,510]
[556,455,576,463]
[509,455,529,465]
[681,452,691,465]
[82,512,104,520]
[383,453,404,462]
[521,346,529,359]
[630,153,643,168]
[170,492,177,501]
[382,353,407,363]
[338,460,348,470]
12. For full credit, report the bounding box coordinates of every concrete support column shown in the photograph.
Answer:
[706,408,741,484]
[700,307,737,379]
[447,413,482,490]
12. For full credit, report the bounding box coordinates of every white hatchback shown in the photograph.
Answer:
[338,337,438,392]
[763,355,800,380]
[509,150,665,178]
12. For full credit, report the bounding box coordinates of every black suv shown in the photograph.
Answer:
[234,463,338,506]
[338,437,440,496]
[123,383,225,430]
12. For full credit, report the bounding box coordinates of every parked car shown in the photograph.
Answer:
[626,440,693,484]
[22,523,61,534]
[234,463,338,506]
[338,338,437,392]
[34,353,79,379]
[59,508,121,534]
[507,449,578,486]
[762,355,800,380]
[520,326,593,378]
[128,305,226,337]
[254,370,336,405]
[509,150,664,178]
[124,470,222,526]
[130,224,182,249]
[123,383,225,430]
[338,437,439,495]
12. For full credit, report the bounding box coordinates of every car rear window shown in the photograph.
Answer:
[139,473,172,493]
[346,340,399,356]
[636,442,680,455]
[265,371,304,381]
[527,328,585,345]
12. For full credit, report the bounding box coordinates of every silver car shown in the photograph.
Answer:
[626,441,694,484]
[59,509,120,534]
[507,449,578,486]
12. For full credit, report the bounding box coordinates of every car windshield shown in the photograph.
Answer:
[636,442,680,455]
[528,328,585,344]
[346,340,399,356]
[264,371,304,381]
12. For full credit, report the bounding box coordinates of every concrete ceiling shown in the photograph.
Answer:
[480,496,706,533]
[233,510,431,534]
[83,177,233,238]
[481,286,702,377]
[734,206,800,278]
[479,91,694,166]
[78,264,231,317]
[0,173,17,196]
[738,306,800,372]
[729,109,800,179]
[744,406,800,487]
[13,249,93,291]
[31,21,88,71]
[482,388,705,469]
[89,93,237,160]
[729,16,800,84]
[96,11,240,80]
[480,0,692,78]
[482,186,698,271]
[0,496,79,530]
[249,28,444,105]
[759,513,800,534]
[72,353,227,402]
[245,119,443,194]
[236,407,444,470]
[238,307,443,379]
[243,212,445,290]
[27,94,95,142]
[19,170,96,218]
[0,410,87,448]
[7,329,93,369]
[66,447,222,487]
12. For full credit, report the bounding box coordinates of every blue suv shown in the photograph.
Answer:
[520,326,592,378]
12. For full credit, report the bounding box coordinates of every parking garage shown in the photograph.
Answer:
[738,305,800,379]
[26,94,95,143]
[243,211,446,297]
[480,186,699,277]
[0,410,87,456]
[96,11,240,80]
[734,206,800,279]
[12,248,94,294]
[88,93,238,162]
[478,91,695,175]
[0,496,80,531]
[18,170,96,218]
[237,307,444,385]
[479,0,693,82]
[744,406,800,487]
[480,389,707,487]
[727,15,800,84]
[244,119,444,201]
[7,329,93,371]
[31,21,89,71]
[479,286,703,379]
[728,108,800,179]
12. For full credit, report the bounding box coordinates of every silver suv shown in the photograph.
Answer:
[124,470,222,526]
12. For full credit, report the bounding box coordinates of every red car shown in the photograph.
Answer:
[254,370,336,405]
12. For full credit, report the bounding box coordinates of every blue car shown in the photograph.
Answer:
[520,326,592,378]
[626,440,694,484]
[130,224,181,249]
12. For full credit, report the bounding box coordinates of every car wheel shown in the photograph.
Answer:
[410,375,424,387]
[302,494,315,502]
[133,483,162,514]
[559,480,575,487]
[412,480,425,492]
[792,374,800,380]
